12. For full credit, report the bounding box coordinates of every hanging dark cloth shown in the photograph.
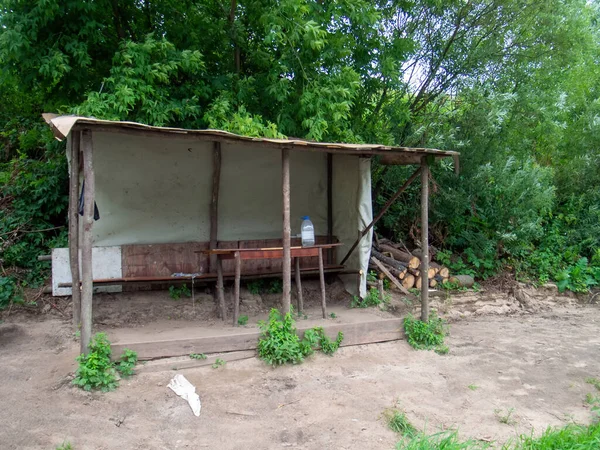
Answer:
[78,180,100,220]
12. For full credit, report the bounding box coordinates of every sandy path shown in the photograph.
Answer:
[1,306,599,449]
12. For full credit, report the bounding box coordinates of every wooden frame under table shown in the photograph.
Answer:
[201,243,343,326]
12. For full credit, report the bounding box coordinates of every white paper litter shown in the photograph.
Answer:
[167,374,201,417]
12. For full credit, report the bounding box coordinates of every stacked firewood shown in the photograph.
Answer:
[369,239,456,291]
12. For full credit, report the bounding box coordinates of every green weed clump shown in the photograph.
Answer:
[257,308,343,365]
[386,410,417,437]
[403,313,448,353]
[73,333,138,392]
[168,284,191,300]
[238,315,249,326]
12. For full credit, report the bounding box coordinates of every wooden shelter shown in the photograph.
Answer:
[43,114,458,354]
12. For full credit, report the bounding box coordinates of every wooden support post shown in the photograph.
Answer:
[420,157,430,322]
[318,247,326,318]
[80,130,94,355]
[326,153,333,263]
[69,131,81,331]
[216,257,226,321]
[233,251,241,326]
[282,148,291,315]
[377,279,385,303]
[340,166,422,265]
[357,270,363,298]
[294,257,303,313]
[209,142,221,272]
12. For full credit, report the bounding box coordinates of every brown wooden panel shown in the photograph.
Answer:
[217,240,239,273]
[122,242,208,278]
[111,318,404,360]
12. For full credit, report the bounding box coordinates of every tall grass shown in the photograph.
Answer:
[395,422,600,450]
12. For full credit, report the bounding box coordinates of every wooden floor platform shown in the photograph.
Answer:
[109,307,404,360]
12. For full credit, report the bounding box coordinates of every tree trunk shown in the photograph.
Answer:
[449,275,475,288]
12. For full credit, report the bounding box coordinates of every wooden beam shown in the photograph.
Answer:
[370,257,410,295]
[282,148,291,314]
[209,142,221,272]
[111,318,404,360]
[294,257,303,313]
[340,166,422,265]
[68,131,81,331]
[80,130,95,354]
[420,157,430,322]
[327,153,333,262]
[216,257,226,321]
[318,247,326,318]
[233,251,241,326]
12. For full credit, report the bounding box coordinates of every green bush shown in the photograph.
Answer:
[403,313,447,352]
[351,287,389,308]
[73,333,138,391]
[257,308,343,366]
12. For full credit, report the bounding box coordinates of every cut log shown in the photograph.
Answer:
[427,267,437,279]
[449,275,475,288]
[384,265,406,280]
[429,278,437,288]
[370,257,410,295]
[412,246,437,262]
[430,262,449,278]
[408,268,420,277]
[378,244,420,269]
[434,274,449,284]
[415,276,423,290]
[402,273,415,290]
[371,249,408,272]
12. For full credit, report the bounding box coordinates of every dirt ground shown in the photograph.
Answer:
[1,285,599,450]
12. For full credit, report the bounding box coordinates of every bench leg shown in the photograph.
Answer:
[216,257,226,321]
[233,251,241,327]
[318,247,326,319]
[294,257,303,314]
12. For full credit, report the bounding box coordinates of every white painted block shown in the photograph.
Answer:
[52,246,122,296]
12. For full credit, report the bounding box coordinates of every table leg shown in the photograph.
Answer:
[233,251,241,327]
[294,257,303,314]
[318,247,326,319]
[216,256,226,321]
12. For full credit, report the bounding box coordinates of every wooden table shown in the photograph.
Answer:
[202,243,343,326]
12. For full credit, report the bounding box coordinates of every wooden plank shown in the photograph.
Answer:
[68,130,81,331]
[370,257,410,295]
[420,157,430,321]
[135,350,256,371]
[318,247,326,318]
[294,257,303,313]
[111,318,404,360]
[209,142,221,272]
[122,242,208,278]
[80,129,94,354]
[233,251,241,326]
[327,153,333,263]
[340,166,422,265]
[216,257,226,321]
[282,148,291,314]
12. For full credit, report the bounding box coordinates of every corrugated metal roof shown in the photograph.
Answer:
[43,114,458,162]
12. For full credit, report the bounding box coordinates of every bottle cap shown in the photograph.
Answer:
[302,216,310,220]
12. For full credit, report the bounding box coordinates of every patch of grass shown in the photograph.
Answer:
[494,407,516,425]
[189,353,207,360]
[385,409,416,437]
[585,377,600,391]
[246,279,282,295]
[247,279,264,295]
[73,333,138,392]
[403,313,448,353]
[396,429,488,449]
[238,315,249,326]
[168,284,191,300]
[212,358,225,369]
[329,312,337,319]
[468,384,479,391]
[56,442,73,450]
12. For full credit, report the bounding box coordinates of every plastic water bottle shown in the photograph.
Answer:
[301,216,315,247]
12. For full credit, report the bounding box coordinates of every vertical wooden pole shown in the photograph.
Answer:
[80,130,95,354]
[209,142,221,272]
[69,131,81,331]
[326,153,333,263]
[318,247,326,318]
[282,148,291,314]
[216,257,226,321]
[377,278,385,303]
[420,157,430,322]
[294,257,303,313]
[233,251,241,326]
